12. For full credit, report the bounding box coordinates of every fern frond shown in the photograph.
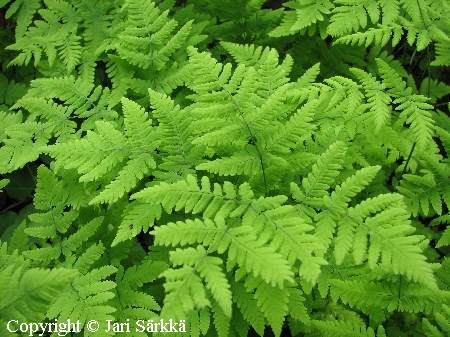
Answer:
[397,170,450,217]
[376,58,435,150]
[149,88,202,179]
[197,144,262,176]
[13,97,77,142]
[432,41,450,66]
[45,98,158,205]
[313,319,379,337]
[187,46,245,98]
[329,278,441,314]
[47,265,117,327]
[75,0,113,56]
[231,281,266,336]
[17,76,117,131]
[45,121,124,178]
[399,0,450,51]
[90,97,157,204]
[330,166,381,263]
[112,261,167,327]
[153,217,295,288]
[350,68,391,133]
[105,55,134,109]
[0,121,50,174]
[132,174,239,218]
[141,173,323,284]
[152,217,225,247]
[287,287,310,325]
[160,264,210,321]
[253,278,290,336]
[211,300,230,337]
[433,215,450,248]
[292,141,347,207]
[0,109,23,142]
[6,0,41,38]
[219,42,265,67]
[5,3,85,72]
[259,98,316,155]
[26,165,78,239]
[378,0,399,25]
[268,0,334,37]
[420,78,450,104]
[0,266,78,323]
[58,33,82,74]
[117,0,192,70]
[335,24,403,48]
[327,0,380,37]
[60,217,103,257]
[172,245,231,316]
[112,202,162,247]
[347,195,437,289]
[422,304,450,336]
[221,42,293,98]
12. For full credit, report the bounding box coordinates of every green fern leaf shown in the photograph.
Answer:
[149,88,202,179]
[111,262,167,328]
[45,98,158,205]
[329,278,441,314]
[434,216,450,248]
[132,174,238,218]
[432,41,450,66]
[211,301,230,337]
[0,266,78,323]
[231,281,266,335]
[47,264,117,328]
[58,33,82,74]
[313,320,376,337]
[268,0,334,37]
[376,58,435,150]
[327,0,381,37]
[422,304,450,337]
[6,0,40,38]
[253,279,289,337]
[335,24,403,48]
[349,195,437,289]
[90,97,157,204]
[61,217,104,257]
[160,264,210,321]
[0,121,51,174]
[117,0,192,70]
[350,68,391,132]
[293,141,347,207]
[13,97,77,142]
[172,245,232,317]
[112,202,162,247]
[397,171,448,217]
[287,287,310,325]
[329,166,381,263]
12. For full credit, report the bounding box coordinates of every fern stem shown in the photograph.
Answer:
[401,142,416,177]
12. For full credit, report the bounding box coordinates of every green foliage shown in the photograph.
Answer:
[0,242,78,335]
[1,0,450,336]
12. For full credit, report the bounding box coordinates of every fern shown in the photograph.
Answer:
[44,97,158,205]
[0,264,78,323]
[103,0,205,107]
[313,320,387,337]
[376,58,435,150]
[271,0,450,71]
[1,0,450,336]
